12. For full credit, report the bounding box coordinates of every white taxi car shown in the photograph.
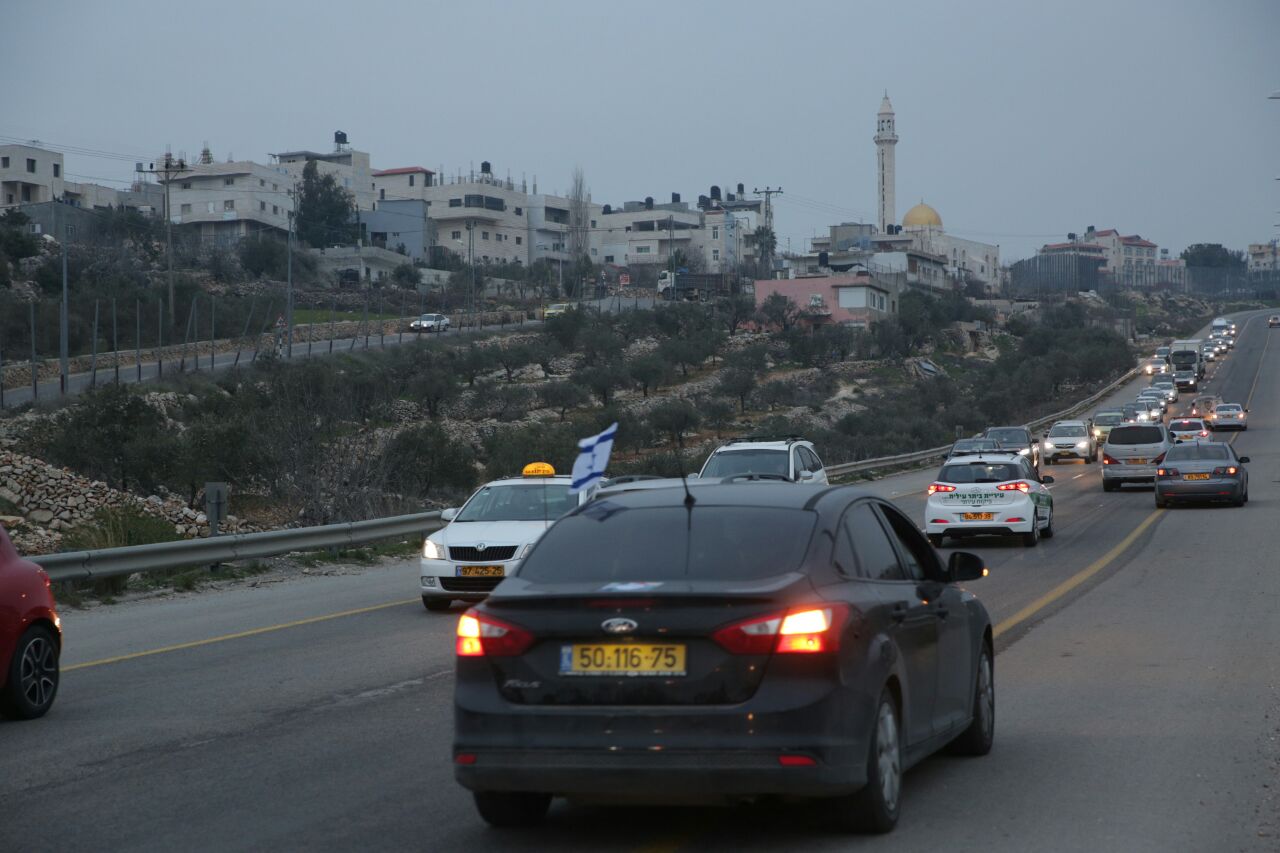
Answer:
[925,453,1055,548]
[420,463,578,611]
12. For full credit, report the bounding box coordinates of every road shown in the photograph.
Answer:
[0,295,652,409]
[1,311,1276,851]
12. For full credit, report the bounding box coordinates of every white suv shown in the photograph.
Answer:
[698,437,828,484]
[1101,424,1172,491]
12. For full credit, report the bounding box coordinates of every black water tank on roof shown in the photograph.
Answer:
[481,161,491,174]
[645,197,654,209]
[710,185,721,201]
[737,183,745,195]
[603,204,612,214]
[672,192,680,203]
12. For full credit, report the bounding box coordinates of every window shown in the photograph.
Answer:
[206,201,216,213]
[224,199,235,211]
[591,219,596,228]
[0,156,8,168]
[515,236,522,245]
[379,188,385,200]
[273,183,278,191]
[259,178,265,187]
[514,206,522,216]
[844,503,903,581]
[591,248,597,255]
[180,203,192,214]
[224,178,234,186]
[21,187,31,202]
[712,227,719,239]
[26,158,36,173]
[604,255,614,263]
[53,163,61,178]
[635,245,651,254]
[409,174,415,187]
[878,505,933,582]
[259,201,266,211]
[712,249,720,261]
[449,198,462,207]
[182,182,192,189]
[272,205,279,215]
[451,230,461,239]
[481,231,489,240]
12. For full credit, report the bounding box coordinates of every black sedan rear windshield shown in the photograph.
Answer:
[1169,420,1204,431]
[1107,426,1165,445]
[520,506,815,582]
[985,428,1028,445]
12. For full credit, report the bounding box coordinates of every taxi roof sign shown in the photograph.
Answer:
[522,462,556,477]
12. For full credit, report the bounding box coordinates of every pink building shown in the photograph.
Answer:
[754,272,898,329]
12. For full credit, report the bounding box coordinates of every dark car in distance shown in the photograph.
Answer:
[981,426,1039,468]
[453,483,993,834]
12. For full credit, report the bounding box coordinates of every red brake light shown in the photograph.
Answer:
[1157,468,1178,477]
[1212,466,1238,476]
[778,754,817,767]
[455,610,534,657]
[996,481,1031,493]
[927,483,956,495]
[1151,453,1166,465]
[1103,454,1119,465]
[713,604,850,655]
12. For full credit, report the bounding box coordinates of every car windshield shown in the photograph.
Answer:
[1166,444,1230,461]
[984,428,1028,445]
[455,483,576,522]
[952,440,998,453]
[701,449,789,479]
[1048,425,1086,437]
[1094,413,1123,426]
[938,462,1024,483]
[1169,420,1204,431]
[1107,426,1164,445]
[1217,405,1241,412]
[519,506,816,581]
[1155,347,1170,357]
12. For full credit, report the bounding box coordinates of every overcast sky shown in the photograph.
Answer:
[5,0,1278,260]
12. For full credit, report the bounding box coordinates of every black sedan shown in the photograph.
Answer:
[1154,442,1250,507]
[453,482,993,833]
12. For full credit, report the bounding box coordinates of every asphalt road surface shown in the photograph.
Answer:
[1,311,1276,852]
[0,295,653,409]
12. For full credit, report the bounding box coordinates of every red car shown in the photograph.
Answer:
[0,524,61,719]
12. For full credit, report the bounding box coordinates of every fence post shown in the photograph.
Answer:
[89,300,99,388]
[136,300,142,383]
[251,300,274,363]
[209,296,216,373]
[377,293,385,348]
[328,298,336,355]
[399,294,405,346]
[112,298,119,384]
[361,296,369,350]
[0,320,5,409]
[157,299,164,379]
[234,299,255,368]
[30,303,37,402]
[180,299,195,373]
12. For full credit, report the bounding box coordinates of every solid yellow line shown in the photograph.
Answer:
[993,509,1163,639]
[63,598,419,672]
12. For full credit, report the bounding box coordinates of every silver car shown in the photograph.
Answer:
[1154,442,1249,508]
[1149,379,1178,403]
[1102,424,1172,492]
[1042,420,1096,464]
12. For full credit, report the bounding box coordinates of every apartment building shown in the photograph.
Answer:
[1,144,65,206]
[1247,241,1279,273]
[273,136,374,211]
[361,198,436,262]
[372,166,435,203]
[594,197,702,267]
[165,160,294,244]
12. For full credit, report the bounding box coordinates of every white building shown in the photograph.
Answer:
[898,202,1001,287]
[273,137,374,211]
[165,160,294,245]
[875,93,898,233]
[2,142,162,213]
[1248,241,1279,273]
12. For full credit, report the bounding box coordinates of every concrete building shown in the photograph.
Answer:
[360,198,436,263]
[1076,226,1159,285]
[165,160,294,245]
[307,244,404,285]
[273,137,374,211]
[372,166,436,204]
[898,202,1001,288]
[1,142,161,214]
[754,268,899,329]
[1247,241,1278,273]
[594,197,702,267]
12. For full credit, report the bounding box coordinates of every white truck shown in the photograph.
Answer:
[1168,339,1204,385]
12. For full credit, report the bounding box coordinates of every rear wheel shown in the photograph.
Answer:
[1232,490,1245,508]
[1103,479,1118,493]
[0,625,59,720]
[838,689,901,834]
[1041,509,1054,539]
[948,644,994,756]
[473,791,552,828]
[1021,513,1040,547]
[422,596,453,612]
[1154,493,1166,509]
[927,534,944,548]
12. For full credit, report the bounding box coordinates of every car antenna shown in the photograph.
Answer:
[674,435,696,510]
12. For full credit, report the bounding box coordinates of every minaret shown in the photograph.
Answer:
[874,92,898,233]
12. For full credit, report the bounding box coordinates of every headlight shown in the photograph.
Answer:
[423,538,442,560]
[517,542,536,560]
[1044,441,1056,449]
[1076,440,1089,449]
[1019,447,1031,456]
[1093,429,1101,437]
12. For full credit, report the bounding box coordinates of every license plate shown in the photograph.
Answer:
[457,565,504,577]
[1128,458,1147,465]
[962,512,994,521]
[560,644,687,677]
[1183,473,1210,481]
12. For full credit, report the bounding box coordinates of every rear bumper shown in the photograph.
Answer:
[1155,480,1243,501]
[1103,464,1157,483]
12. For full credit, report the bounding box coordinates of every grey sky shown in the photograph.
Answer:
[5,0,1278,260]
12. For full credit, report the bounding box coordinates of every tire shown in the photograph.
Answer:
[1232,490,1245,508]
[1046,458,1054,466]
[1021,513,1040,547]
[948,643,994,756]
[0,625,59,720]
[927,534,944,548]
[473,791,552,828]
[839,689,902,834]
[422,596,453,612]
[1103,479,1118,493]
[1154,494,1166,509]
[1041,509,1055,539]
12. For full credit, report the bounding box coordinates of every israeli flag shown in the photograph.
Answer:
[570,422,617,493]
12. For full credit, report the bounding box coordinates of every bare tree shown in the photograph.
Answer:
[568,166,590,260]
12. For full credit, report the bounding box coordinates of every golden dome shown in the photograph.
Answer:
[902,202,942,228]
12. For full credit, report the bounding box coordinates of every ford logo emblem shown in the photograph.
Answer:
[601,618,638,635]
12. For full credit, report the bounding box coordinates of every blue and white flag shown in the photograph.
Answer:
[570,422,617,493]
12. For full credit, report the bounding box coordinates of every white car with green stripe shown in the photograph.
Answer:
[925,453,1055,548]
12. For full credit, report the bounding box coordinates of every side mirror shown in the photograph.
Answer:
[798,470,817,483]
[687,473,699,479]
[440,507,459,522]
[1041,475,1055,484]
[1238,456,1250,464]
[947,551,987,582]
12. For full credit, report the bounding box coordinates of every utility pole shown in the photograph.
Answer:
[58,201,69,394]
[286,206,294,359]
[142,153,189,326]
[467,219,476,326]
[752,186,783,232]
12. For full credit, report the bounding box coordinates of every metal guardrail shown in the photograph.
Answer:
[30,511,444,584]
[24,364,1146,583]
[826,366,1142,478]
